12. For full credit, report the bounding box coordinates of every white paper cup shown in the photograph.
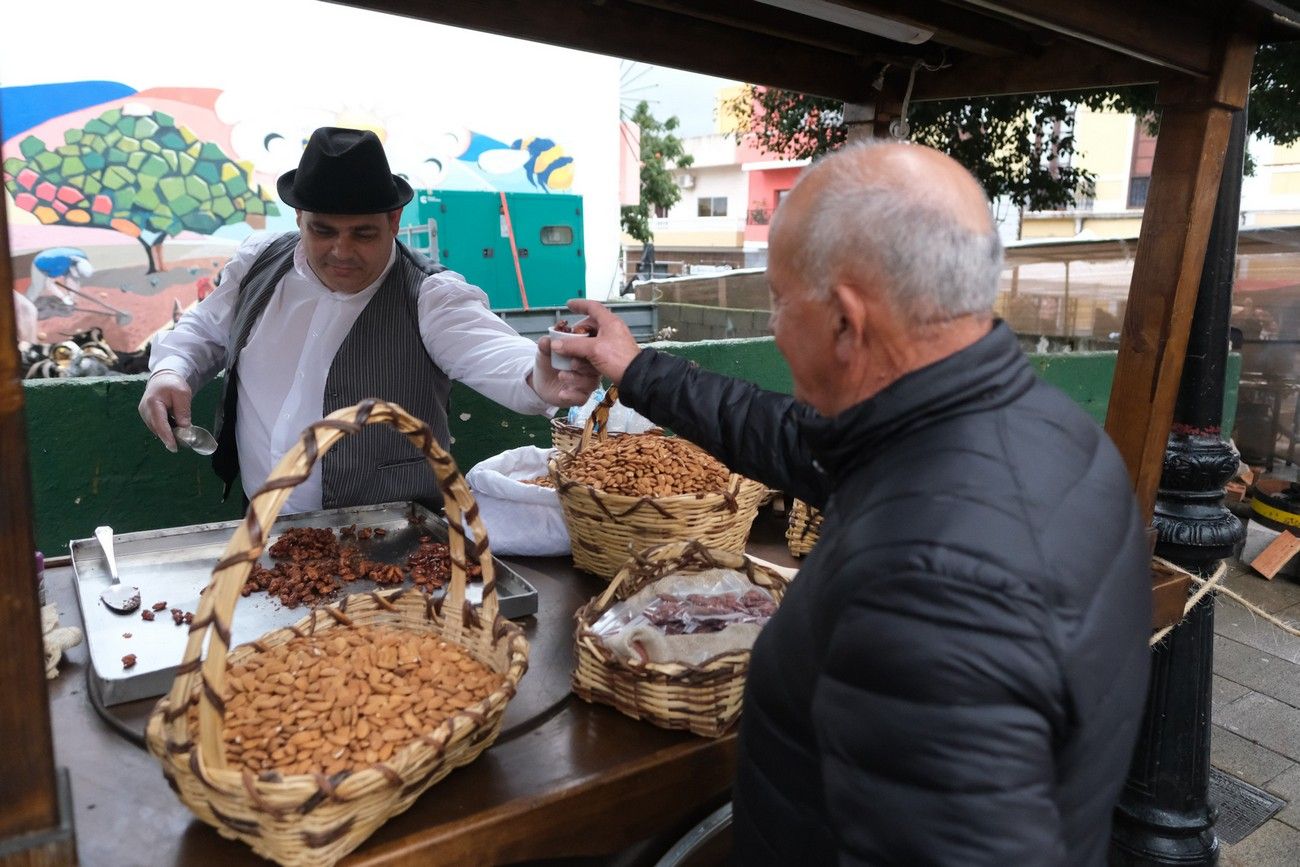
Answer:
[548,326,592,370]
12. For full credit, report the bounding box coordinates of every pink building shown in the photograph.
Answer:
[626,133,806,278]
[738,136,804,247]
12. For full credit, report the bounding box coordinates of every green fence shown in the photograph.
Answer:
[21,339,1240,554]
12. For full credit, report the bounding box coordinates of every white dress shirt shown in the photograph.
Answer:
[150,233,550,513]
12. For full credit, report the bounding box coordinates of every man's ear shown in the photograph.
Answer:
[387,209,402,234]
[830,282,868,360]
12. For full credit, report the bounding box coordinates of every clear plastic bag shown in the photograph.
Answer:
[591,569,776,665]
[641,589,776,635]
[566,387,657,434]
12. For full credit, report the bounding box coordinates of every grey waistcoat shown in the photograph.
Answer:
[211,233,451,508]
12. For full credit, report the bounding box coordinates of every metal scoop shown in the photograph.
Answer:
[174,424,217,456]
[95,525,140,614]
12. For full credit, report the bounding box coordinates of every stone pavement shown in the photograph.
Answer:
[1210,527,1300,865]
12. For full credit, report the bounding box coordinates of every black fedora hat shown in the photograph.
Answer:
[277,127,413,214]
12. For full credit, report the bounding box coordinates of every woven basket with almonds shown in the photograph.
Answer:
[573,540,790,737]
[145,400,529,867]
[549,387,766,579]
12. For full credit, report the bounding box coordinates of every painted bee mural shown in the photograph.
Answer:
[510,137,574,192]
[464,132,576,193]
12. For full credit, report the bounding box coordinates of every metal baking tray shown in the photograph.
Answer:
[71,501,537,706]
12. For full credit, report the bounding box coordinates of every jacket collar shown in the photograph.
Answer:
[803,320,1036,478]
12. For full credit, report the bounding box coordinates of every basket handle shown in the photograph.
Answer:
[577,386,620,453]
[590,539,752,613]
[591,556,634,612]
[161,399,499,772]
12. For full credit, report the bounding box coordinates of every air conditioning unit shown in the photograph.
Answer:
[677,173,695,189]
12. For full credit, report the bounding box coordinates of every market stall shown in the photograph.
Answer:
[4,2,1299,865]
[39,536,797,865]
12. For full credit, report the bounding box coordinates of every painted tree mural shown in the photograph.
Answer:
[3,107,279,273]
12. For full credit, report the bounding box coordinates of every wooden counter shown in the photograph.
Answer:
[43,510,798,866]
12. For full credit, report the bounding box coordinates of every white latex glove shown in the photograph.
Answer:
[528,341,601,408]
[138,370,193,453]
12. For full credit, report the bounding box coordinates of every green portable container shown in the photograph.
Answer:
[399,189,585,309]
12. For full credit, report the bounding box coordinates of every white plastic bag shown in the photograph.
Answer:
[465,446,570,556]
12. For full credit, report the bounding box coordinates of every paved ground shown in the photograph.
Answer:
[1212,518,1300,864]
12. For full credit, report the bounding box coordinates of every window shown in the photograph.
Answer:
[654,203,670,218]
[540,225,573,245]
[697,196,728,217]
[774,189,790,206]
[1128,119,1157,210]
[1126,177,1151,210]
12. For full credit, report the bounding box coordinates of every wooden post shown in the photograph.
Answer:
[1112,103,1251,867]
[842,102,875,144]
[869,72,909,140]
[0,129,76,864]
[1103,32,1255,628]
[1063,261,1071,336]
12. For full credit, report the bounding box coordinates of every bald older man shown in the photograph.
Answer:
[559,140,1150,865]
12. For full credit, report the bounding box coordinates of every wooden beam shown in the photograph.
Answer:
[333,0,881,103]
[838,0,1038,56]
[954,0,1226,77]
[911,39,1160,101]
[0,126,64,850]
[626,0,915,60]
[1103,32,1257,628]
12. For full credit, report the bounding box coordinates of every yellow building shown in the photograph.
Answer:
[1020,105,1300,239]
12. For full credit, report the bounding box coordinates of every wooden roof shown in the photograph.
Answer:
[337,1,1300,100]
[1004,225,1300,267]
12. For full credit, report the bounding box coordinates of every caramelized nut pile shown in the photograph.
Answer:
[564,436,729,496]
[242,528,471,608]
[198,625,504,777]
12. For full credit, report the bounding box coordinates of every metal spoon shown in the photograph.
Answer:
[173,424,217,456]
[95,525,141,614]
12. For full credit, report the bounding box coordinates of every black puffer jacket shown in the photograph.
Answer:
[619,322,1150,866]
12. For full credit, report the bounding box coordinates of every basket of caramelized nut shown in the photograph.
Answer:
[549,387,766,579]
[145,400,528,867]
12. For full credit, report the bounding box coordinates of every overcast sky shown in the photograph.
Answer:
[620,62,741,138]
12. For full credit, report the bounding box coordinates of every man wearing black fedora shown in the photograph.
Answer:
[139,126,598,512]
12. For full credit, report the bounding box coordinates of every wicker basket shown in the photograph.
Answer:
[550,388,665,453]
[785,498,823,558]
[145,400,529,867]
[573,540,791,737]
[550,387,766,579]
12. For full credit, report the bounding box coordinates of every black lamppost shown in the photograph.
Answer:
[1110,107,1248,864]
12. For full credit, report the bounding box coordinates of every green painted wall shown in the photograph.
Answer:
[20,376,558,555]
[20,339,1241,554]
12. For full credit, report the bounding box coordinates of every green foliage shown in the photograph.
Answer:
[620,100,694,244]
[1077,42,1300,147]
[3,107,279,270]
[909,96,1093,211]
[724,41,1300,211]
[724,85,1093,211]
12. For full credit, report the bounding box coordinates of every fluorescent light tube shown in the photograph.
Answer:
[756,0,934,44]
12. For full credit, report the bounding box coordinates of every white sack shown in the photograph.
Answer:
[466,446,570,556]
